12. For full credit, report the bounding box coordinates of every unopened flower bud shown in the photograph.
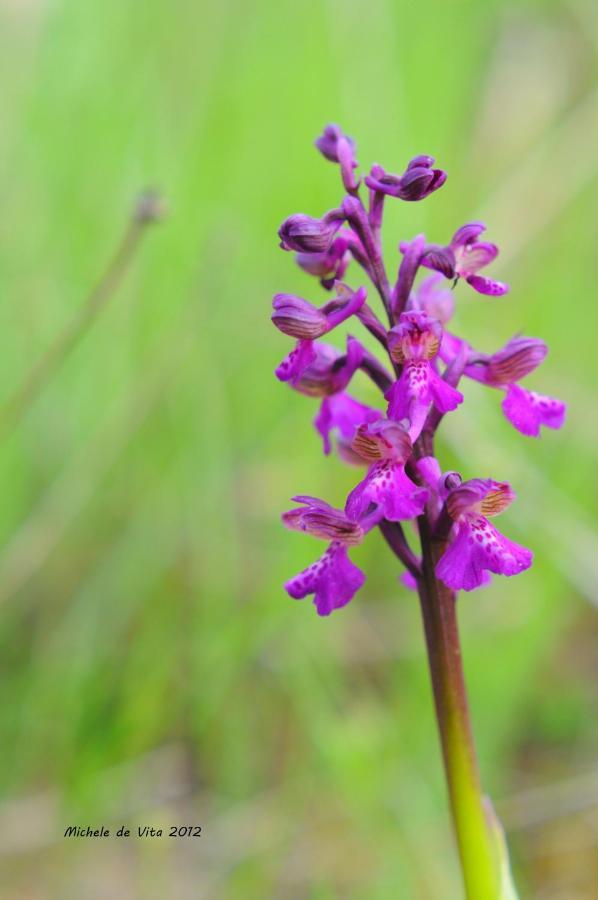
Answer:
[315,125,359,192]
[279,210,344,253]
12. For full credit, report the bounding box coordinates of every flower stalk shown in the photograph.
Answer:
[416,513,499,899]
[273,124,563,896]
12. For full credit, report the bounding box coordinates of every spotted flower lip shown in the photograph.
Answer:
[282,495,363,544]
[502,384,566,437]
[278,210,345,253]
[365,156,447,202]
[435,477,532,591]
[345,419,427,522]
[271,284,366,339]
[285,542,365,616]
[422,220,509,296]
[315,124,359,192]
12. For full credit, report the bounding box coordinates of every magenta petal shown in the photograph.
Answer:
[436,518,532,591]
[275,340,316,384]
[315,393,381,455]
[502,384,566,437]
[345,461,428,522]
[456,241,498,275]
[451,221,486,247]
[466,275,509,296]
[285,542,365,616]
[427,366,464,413]
[400,570,418,591]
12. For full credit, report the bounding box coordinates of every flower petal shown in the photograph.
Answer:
[427,366,464,414]
[275,340,316,384]
[315,393,381,455]
[285,542,365,615]
[345,461,428,522]
[465,275,509,296]
[436,517,532,591]
[502,384,566,437]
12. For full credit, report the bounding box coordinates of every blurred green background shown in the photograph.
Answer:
[0,0,596,897]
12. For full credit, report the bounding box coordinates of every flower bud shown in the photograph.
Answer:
[278,210,344,253]
[315,125,359,192]
[365,157,446,202]
[271,294,329,339]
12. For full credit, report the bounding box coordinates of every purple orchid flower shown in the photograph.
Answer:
[436,479,532,591]
[439,332,567,438]
[365,156,447,202]
[282,496,365,616]
[422,221,509,296]
[386,311,463,440]
[275,334,365,396]
[272,123,564,617]
[273,125,564,897]
[345,419,428,521]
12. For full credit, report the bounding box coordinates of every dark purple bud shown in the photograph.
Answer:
[442,471,462,492]
[407,155,435,170]
[315,124,359,192]
[272,284,366,340]
[279,210,344,253]
[365,157,446,202]
[315,125,355,162]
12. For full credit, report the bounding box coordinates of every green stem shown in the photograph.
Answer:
[417,514,499,899]
[0,190,163,440]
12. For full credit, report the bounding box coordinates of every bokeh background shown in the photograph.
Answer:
[0,0,597,897]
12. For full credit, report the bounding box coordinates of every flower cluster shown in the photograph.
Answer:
[273,125,565,615]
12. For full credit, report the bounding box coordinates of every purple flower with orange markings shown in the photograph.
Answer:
[282,496,366,615]
[435,479,532,591]
[422,221,509,296]
[386,311,463,440]
[272,124,567,895]
[271,124,565,617]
